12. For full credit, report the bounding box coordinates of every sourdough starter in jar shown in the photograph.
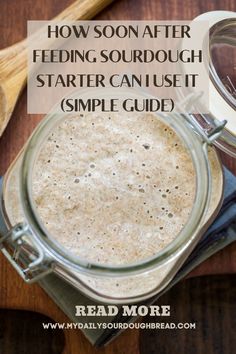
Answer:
[32,112,196,265]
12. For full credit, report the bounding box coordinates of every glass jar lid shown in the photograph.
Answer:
[193,11,236,157]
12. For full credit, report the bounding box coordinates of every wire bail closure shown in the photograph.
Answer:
[0,222,52,283]
[176,91,227,145]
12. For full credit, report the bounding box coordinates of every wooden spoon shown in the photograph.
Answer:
[0,0,114,137]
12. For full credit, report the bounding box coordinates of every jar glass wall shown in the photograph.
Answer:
[0,89,219,303]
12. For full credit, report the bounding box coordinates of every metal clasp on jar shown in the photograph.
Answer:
[176,92,227,144]
[0,222,53,283]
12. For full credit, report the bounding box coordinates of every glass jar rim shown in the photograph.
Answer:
[191,12,236,158]
[209,17,236,112]
[208,17,236,157]
[19,88,211,276]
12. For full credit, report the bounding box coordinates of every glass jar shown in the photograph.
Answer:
[0,11,235,304]
[191,11,236,156]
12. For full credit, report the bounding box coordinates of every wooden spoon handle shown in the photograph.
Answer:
[1,0,114,64]
[54,0,114,21]
[0,0,115,124]
[0,0,115,135]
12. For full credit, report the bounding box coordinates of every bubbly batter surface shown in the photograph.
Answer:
[32,112,196,265]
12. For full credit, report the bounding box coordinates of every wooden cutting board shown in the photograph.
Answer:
[0,0,236,353]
